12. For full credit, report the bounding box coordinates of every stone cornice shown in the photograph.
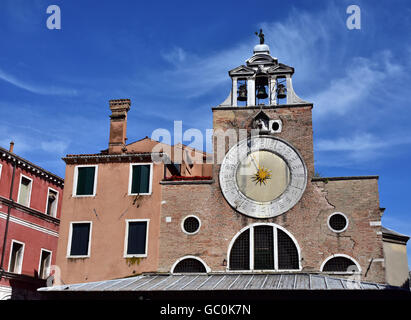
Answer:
[160,179,214,185]
[0,147,64,186]
[212,103,313,111]
[63,152,168,165]
[0,196,60,225]
[312,176,379,182]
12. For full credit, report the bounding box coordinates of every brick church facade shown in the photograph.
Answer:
[52,39,409,290]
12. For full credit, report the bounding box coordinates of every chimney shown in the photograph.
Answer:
[108,99,131,154]
[9,141,14,153]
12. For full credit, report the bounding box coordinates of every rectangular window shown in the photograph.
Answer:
[68,222,92,257]
[17,175,32,207]
[73,166,97,196]
[129,164,152,195]
[38,249,52,279]
[124,220,149,257]
[8,241,24,274]
[46,188,58,217]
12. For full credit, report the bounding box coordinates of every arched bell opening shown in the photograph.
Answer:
[255,74,269,106]
[236,78,248,107]
[275,77,287,105]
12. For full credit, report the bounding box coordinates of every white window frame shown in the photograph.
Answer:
[45,187,59,217]
[0,164,2,180]
[8,240,25,274]
[226,223,302,272]
[72,165,98,197]
[171,255,211,273]
[38,248,52,279]
[16,174,33,208]
[320,254,362,275]
[327,212,349,233]
[181,215,201,235]
[124,219,149,258]
[66,221,92,258]
[128,163,153,196]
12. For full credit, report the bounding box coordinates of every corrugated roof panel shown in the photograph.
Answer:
[261,274,282,289]
[361,282,379,290]
[147,275,183,291]
[166,275,199,290]
[246,274,267,289]
[197,275,222,290]
[310,275,326,289]
[326,277,344,289]
[68,282,97,291]
[212,274,234,290]
[213,275,240,290]
[279,274,296,289]
[38,273,402,292]
[294,274,310,289]
[161,275,189,290]
[181,275,211,290]
[82,279,120,291]
[103,277,143,291]
[125,275,164,291]
[229,275,253,290]
[340,279,361,290]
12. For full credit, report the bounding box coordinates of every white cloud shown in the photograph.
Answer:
[310,52,404,119]
[0,68,78,96]
[315,132,411,167]
[162,47,188,65]
[134,4,345,100]
[40,140,69,154]
[317,133,386,152]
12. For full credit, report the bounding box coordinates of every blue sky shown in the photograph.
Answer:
[1,0,410,268]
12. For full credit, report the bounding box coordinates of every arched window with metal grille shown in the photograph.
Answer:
[228,224,300,271]
[321,255,360,273]
[172,257,208,273]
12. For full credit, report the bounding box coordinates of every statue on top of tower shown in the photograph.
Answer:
[255,29,264,44]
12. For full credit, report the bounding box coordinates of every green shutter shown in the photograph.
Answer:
[76,167,95,195]
[131,165,150,194]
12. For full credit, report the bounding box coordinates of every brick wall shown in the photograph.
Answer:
[157,105,385,284]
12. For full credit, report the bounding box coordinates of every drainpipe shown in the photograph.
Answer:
[0,155,17,276]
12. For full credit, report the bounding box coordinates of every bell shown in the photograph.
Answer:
[237,84,247,101]
[276,84,287,99]
[256,86,268,100]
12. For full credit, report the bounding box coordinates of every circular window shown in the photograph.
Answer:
[328,213,348,233]
[182,216,201,234]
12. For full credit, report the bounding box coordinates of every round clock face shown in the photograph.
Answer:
[219,136,307,218]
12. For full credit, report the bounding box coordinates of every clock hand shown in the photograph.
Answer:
[250,155,260,171]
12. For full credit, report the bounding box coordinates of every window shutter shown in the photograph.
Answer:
[18,177,31,206]
[70,223,90,256]
[131,165,150,194]
[76,167,95,195]
[127,222,147,255]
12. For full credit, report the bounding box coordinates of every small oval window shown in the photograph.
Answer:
[182,216,201,234]
[328,213,348,233]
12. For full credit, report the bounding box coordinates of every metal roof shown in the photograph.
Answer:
[38,273,399,293]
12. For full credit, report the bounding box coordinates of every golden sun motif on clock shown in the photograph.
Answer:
[251,155,272,185]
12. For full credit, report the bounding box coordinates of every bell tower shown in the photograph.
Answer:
[221,32,308,108]
[213,31,314,177]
